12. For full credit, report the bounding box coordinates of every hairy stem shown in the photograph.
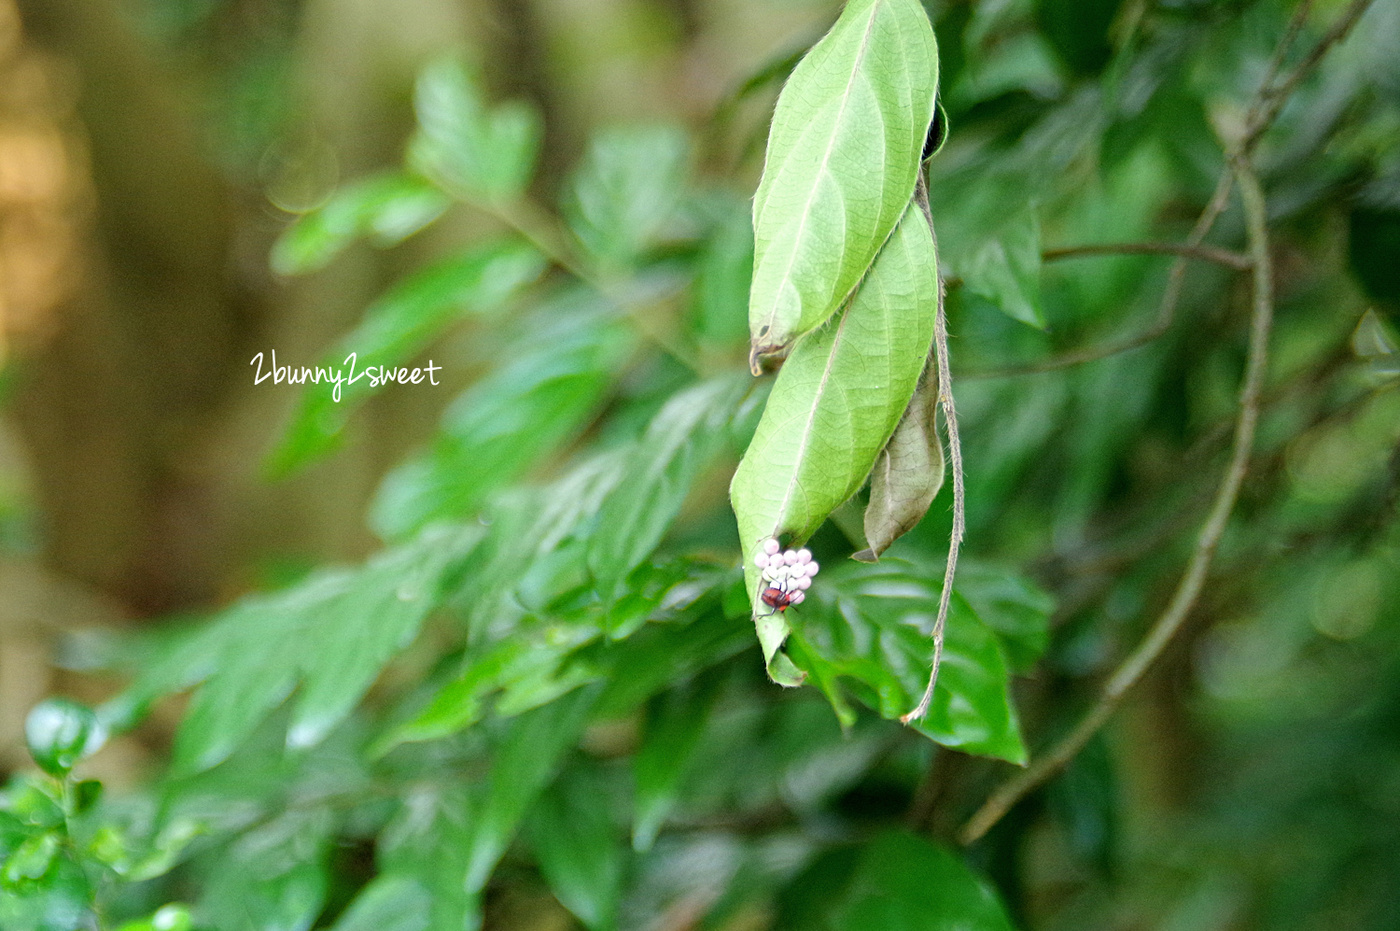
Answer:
[903,172,966,724]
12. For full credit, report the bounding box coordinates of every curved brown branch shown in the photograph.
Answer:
[961,171,1239,380]
[958,151,1276,846]
[1041,241,1251,270]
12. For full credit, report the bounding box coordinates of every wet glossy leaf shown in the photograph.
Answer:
[269,239,545,474]
[954,561,1053,673]
[732,204,939,682]
[789,559,1026,762]
[749,0,938,357]
[854,366,944,561]
[270,172,449,275]
[410,57,540,203]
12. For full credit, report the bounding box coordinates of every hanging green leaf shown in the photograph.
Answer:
[731,203,939,683]
[631,677,722,852]
[460,688,598,893]
[853,361,944,562]
[748,0,938,362]
[964,209,1045,328]
[327,875,431,931]
[954,561,1054,673]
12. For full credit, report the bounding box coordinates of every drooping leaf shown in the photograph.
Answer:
[269,239,546,475]
[370,299,636,540]
[731,203,939,683]
[748,0,939,359]
[195,812,334,931]
[409,57,540,204]
[564,126,690,273]
[270,171,449,276]
[526,766,624,931]
[788,559,1026,763]
[854,361,944,562]
[588,375,750,604]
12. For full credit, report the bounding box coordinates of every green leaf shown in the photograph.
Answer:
[410,57,539,204]
[370,300,635,540]
[269,239,546,474]
[963,208,1044,329]
[196,855,328,931]
[328,875,431,931]
[270,171,449,275]
[954,561,1054,673]
[588,375,750,604]
[24,699,105,777]
[526,766,624,931]
[854,364,944,562]
[461,688,598,892]
[114,904,193,931]
[732,204,939,683]
[108,525,482,774]
[778,830,1016,931]
[565,126,689,273]
[789,559,1026,762]
[2,831,59,884]
[377,791,481,931]
[632,678,721,852]
[691,198,754,348]
[749,0,939,358]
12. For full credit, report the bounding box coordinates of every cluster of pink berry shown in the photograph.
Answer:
[753,538,819,613]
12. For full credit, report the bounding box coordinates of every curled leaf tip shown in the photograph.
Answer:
[749,344,765,376]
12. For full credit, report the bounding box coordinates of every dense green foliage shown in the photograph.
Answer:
[3,0,1399,929]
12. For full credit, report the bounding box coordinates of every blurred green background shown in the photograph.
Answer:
[1,0,1399,928]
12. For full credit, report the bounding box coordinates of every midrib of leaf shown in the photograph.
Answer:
[769,304,855,541]
[753,1,883,341]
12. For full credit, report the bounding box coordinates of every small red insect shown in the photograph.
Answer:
[759,585,796,615]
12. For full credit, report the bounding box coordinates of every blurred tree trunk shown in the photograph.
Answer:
[11,0,257,614]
